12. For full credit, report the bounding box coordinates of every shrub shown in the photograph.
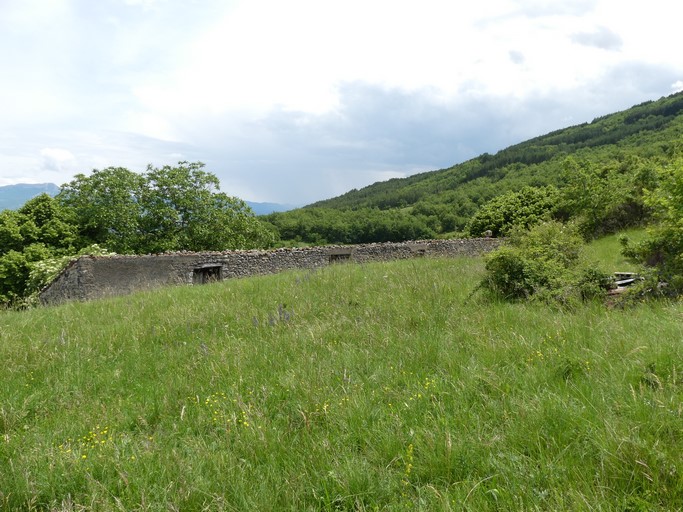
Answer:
[623,158,683,296]
[465,186,559,237]
[480,221,613,304]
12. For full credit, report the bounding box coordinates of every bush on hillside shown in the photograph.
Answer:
[464,186,559,237]
[480,221,613,304]
[557,156,656,239]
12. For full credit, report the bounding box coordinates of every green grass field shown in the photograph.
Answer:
[1,246,682,510]
[583,228,649,273]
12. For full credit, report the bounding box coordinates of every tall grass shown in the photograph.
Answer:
[583,227,648,272]
[1,256,682,510]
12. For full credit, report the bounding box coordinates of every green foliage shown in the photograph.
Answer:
[0,250,31,304]
[265,206,436,245]
[0,195,80,306]
[623,158,683,295]
[0,244,52,306]
[558,156,654,238]
[465,185,559,237]
[0,210,24,253]
[480,221,613,303]
[139,162,274,252]
[0,194,79,253]
[58,167,145,252]
[58,161,275,253]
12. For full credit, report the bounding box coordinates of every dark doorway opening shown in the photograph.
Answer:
[193,265,222,284]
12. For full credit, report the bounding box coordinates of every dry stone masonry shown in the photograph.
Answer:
[39,238,502,305]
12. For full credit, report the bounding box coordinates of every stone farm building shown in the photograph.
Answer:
[39,238,502,305]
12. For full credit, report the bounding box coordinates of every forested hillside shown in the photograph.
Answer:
[265,91,683,244]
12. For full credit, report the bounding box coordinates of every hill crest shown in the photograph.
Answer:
[264,91,683,243]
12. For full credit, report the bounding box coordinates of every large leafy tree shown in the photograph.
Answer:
[139,162,273,252]
[0,209,24,253]
[17,193,79,249]
[57,161,274,254]
[58,167,145,253]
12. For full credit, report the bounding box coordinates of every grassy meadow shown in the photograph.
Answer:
[583,228,649,273]
[1,246,683,510]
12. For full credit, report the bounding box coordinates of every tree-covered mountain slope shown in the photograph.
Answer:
[265,91,683,244]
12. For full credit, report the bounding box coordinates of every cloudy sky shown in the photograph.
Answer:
[1,0,682,205]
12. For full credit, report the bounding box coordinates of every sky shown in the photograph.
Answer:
[1,0,682,205]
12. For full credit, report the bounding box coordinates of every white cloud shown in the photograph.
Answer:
[122,0,163,7]
[40,148,75,171]
[508,0,597,18]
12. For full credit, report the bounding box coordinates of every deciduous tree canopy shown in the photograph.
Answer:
[58,161,274,254]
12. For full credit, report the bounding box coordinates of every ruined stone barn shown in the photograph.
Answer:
[39,238,502,305]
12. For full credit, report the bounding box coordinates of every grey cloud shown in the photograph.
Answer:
[199,62,681,204]
[571,26,623,51]
[592,62,682,101]
[190,90,566,203]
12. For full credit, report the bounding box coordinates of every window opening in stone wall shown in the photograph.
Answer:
[193,265,222,284]
[329,252,352,264]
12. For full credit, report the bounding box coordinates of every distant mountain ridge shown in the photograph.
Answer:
[0,183,60,211]
[247,201,299,215]
[0,182,294,215]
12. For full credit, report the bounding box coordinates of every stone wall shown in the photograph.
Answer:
[39,238,502,305]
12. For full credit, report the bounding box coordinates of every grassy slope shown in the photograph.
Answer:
[1,254,683,510]
[583,227,649,273]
